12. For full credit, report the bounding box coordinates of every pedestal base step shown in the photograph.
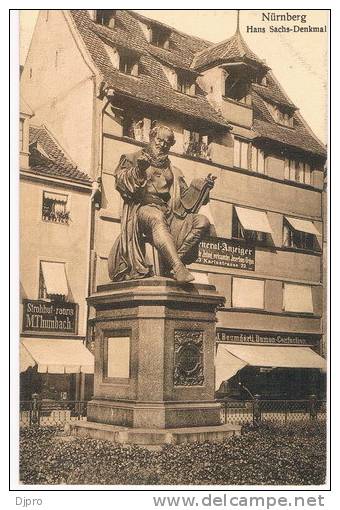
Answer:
[69,421,241,448]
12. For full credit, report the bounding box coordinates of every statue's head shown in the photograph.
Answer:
[148,125,176,159]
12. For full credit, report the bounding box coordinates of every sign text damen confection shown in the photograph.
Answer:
[217,329,320,346]
[22,299,78,334]
[197,237,255,271]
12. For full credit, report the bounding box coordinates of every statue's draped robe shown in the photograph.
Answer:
[108,150,190,281]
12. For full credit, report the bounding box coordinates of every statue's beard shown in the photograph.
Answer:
[143,146,170,168]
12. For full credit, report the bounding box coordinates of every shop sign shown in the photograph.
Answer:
[197,237,255,271]
[217,329,319,346]
[22,299,78,334]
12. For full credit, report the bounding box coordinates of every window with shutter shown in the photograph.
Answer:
[232,277,265,309]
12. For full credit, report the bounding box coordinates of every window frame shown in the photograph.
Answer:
[284,158,313,185]
[282,220,319,252]
[41,190,70,225]
[224,74,251,105]
[183,130,210,160]
[234,138,266,173]
[231,207,269,245]
[38,259,68,302]
[150,26,170,48]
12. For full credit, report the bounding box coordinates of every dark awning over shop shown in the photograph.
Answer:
[215,344,326,389]
[20,338,94,374]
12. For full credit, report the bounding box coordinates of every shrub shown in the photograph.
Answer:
[19,421,326,486]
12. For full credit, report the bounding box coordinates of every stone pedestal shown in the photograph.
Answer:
[87,277,225,429]
[71,277,243,444]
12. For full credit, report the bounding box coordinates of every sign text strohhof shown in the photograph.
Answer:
[22,300,77,334]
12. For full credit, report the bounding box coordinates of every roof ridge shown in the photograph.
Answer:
[234,30,246,58]
[128,10,213,46]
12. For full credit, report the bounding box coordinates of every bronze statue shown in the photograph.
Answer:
[108,125,216,283]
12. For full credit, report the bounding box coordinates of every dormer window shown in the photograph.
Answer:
[96,10,116,28]
[224,73,251,105]
[253,73,267,86]
[104,45,139,76]
[177,73,196,95]
[275,107,293,127]
[150,26,170,49]
[266,101,294,127]
[119,52,139,76]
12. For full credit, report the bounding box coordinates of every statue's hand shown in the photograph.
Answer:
[205,173,217,189]
[137,152,152,172]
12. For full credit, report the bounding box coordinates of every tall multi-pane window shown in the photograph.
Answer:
[234,139,265,172]
[251,146,265,173]
[233,139,250,169]
[284,159,312,184]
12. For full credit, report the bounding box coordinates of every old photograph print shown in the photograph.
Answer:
[18,9,328,486]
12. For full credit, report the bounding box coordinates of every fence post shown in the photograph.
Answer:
[253,394,261,426]
[31,393,40,426]
[309,394,317,421]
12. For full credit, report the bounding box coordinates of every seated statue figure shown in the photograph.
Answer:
[108,125,216,283]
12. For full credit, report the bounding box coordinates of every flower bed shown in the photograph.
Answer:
[19,421,326,486]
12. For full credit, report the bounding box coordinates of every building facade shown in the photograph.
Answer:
[21,9,327,400]
[19,96,94,401]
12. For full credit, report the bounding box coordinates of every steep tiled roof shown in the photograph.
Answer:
[252,91,326,157]
[69,10,325,158]
[191,29,266,70]
[28,126,92,183]
[70,10,229,129]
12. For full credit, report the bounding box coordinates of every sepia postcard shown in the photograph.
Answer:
[15,8,329,491]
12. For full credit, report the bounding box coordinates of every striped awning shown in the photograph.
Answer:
[20,339,94,374]
[215,344,326,389]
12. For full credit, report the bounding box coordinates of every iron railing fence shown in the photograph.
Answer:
[20,397,326,428]
[20,400,87,428]
[221,398,326,426]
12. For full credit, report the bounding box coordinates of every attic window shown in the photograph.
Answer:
[224,74,251,105]
[96,10,116,28]
[150,26,170,49]
[119,53,139,76]
[275,107,293,127]
[254,73,267,86]
[177,73,195,95]
[267,102,294,127]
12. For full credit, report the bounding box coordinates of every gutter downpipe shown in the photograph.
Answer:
[85,84,115,354]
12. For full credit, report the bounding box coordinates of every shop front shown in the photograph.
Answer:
[20,338,94,401]
[20,296,94,401]
[215,330,326,400]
